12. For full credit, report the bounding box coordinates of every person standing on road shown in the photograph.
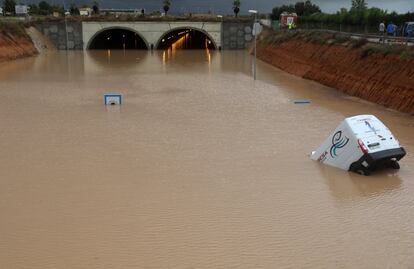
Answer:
[379,22,385,42]
[387,22,397,36]
[379,22,385,34]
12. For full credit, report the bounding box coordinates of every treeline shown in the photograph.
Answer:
[271,0,320,19]
[28,1,64,15]
[301,8,414,26]
[272,0,414,27]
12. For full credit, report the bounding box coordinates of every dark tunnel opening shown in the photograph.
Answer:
[157,29,216,50]
[88,28,148,50]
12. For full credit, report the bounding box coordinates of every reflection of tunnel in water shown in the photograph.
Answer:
[88,28,148,50]
[157,29,216,50]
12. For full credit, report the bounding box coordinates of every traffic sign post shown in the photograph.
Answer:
[104,94,123,105]
[252,22,263,36]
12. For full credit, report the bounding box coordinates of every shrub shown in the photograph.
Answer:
[333,34,351,44]
[349,38,368,48]
[400,49,414,60]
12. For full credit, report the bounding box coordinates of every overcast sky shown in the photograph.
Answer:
[28,0,414,14]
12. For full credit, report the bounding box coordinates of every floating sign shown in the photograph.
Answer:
[104,94,122,105]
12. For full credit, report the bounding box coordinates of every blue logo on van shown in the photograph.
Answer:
[330,131,349,158]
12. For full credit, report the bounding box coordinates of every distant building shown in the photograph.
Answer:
[52,11,60,17]
[15,5,29,15]
[79,7,92,16]
[279,12,298,28]
[189,13,217,19]
[260,19,272,27]
[0,7,3,15]
[101,8,141,16]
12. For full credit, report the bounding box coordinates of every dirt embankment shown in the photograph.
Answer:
[256,31,414,114]
[0,24,38,63]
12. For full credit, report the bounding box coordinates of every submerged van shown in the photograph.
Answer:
[310,115,406,176]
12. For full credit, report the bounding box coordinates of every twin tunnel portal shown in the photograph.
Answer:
[85,22,220,51]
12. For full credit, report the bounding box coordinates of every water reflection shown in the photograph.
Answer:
[318,164,402,202]
[160,48,214,65]
[86,50,149,68]
[0,56,37,80]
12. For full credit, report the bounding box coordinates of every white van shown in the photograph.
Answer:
[310,115,406,176]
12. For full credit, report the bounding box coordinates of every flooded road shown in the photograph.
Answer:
[0,50,413,269]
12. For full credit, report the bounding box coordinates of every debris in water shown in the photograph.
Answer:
[293,99,311,104]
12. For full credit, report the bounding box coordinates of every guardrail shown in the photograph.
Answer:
[297,28,414,45]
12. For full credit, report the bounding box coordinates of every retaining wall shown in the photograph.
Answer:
[34,22,83,50]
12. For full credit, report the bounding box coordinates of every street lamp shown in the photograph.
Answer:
[62,0,69,50]
[249,9,258,80]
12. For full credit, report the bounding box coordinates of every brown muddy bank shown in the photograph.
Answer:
[0,23,38,63]
[256,30,414,114]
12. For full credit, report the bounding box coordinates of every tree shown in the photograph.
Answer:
[295,1,320,16]
[233,0,240,18]
[92,1,99,15]
[28,4,40,15]
[271,5,295,20]
[3,0,16,14]
[51,5,64,15]
[163,0,170,15]
[69,3,80,15]
[351,0,367,11]
[38,1,52,15]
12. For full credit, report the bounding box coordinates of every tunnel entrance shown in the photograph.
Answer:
[88,28,148,50]
[157,28,216,50]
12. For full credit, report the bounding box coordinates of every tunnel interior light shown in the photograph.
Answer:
[89,29,148,50]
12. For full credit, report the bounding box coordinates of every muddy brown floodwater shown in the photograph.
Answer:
[0,50,413,269]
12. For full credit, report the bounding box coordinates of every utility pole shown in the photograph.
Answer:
[254,14,257,81]
[62,0,69,50]
[249,10,259,80]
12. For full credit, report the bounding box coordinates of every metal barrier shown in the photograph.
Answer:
[296,28,414,45]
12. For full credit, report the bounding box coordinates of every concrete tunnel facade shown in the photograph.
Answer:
[83,21,222,50]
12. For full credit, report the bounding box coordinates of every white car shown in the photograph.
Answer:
[310,115,406,176]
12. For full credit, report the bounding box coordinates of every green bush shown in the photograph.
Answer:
[349,38,368,48]
[399,49,414,60]
[332,34,351,44]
